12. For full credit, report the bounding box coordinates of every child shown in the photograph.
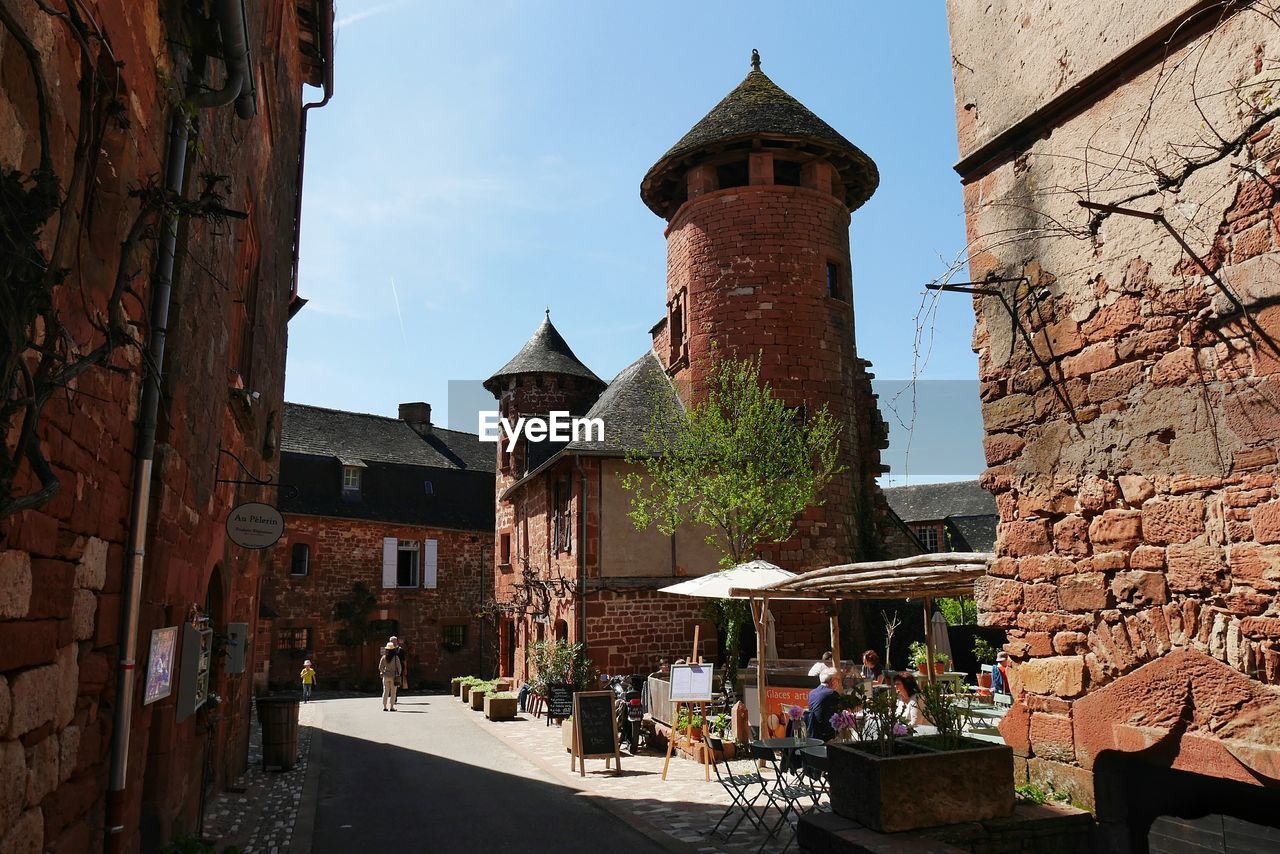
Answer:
[300,659,316,702]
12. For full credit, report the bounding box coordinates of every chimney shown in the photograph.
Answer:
[399,402,431,436]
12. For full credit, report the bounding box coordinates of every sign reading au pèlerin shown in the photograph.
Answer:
[226,502,284,549]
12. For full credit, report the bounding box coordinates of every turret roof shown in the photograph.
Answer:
[484,313,604,392]
[641,54,878,217]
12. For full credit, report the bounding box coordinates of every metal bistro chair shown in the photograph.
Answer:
[748,742,813,854]
[707,736,768,841]
[799,749,830,812]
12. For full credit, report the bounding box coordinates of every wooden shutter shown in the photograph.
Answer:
[423,539,438,589]
[382,538,397,588]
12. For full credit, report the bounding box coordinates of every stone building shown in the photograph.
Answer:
[948,1,1280,847]
[0,2,332,851]
[489,56,916,681]
[260,402,494,689]
[884,480,998,553]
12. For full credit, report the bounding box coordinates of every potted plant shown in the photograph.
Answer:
[973,637,997,690]
[908,641,929,674]
[828,681,1014,832]
[933,652,950,676]
[470,680,499,710]
[451,676,464,697]
[675,706,705,742]
[459,676,483,703]
[484,691,518,721]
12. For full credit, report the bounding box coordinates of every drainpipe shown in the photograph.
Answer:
[106,1,256,848]
[289,0,335,315]
[575,456,587,648]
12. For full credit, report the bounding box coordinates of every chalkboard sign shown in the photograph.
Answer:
[546,683,574,718]
[571,690,621,776]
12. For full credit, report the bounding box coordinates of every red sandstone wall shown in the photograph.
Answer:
[0,3,314,851]
[266,515,493,687]
[952,4,1280,808]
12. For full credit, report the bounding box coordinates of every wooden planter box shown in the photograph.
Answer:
[562,720,573,752]
[493,679,513,693]
[485,694,517,721]
[470,689,488,710]
[451,678,463,696]
[460,684,473,703]
[829,736,1014,833]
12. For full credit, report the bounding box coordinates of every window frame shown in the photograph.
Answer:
[396,539,420,588]
[342,465,362,494]
[276,627,311,652]
[442,624,466,651]
[289,542,310,576]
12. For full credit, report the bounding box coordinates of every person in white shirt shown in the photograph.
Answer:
[894,673,926,726]
[807,651,834,677]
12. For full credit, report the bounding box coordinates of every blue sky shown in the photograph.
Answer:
[289,1,982,482]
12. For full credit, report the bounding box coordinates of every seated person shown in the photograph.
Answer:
[991,651,1010,695]
[806,667,842,741]
[860,649,884,682]
[894,673,927,727]
[808,651,834,677]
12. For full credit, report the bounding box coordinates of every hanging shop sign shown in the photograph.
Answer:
[226,502,284,549]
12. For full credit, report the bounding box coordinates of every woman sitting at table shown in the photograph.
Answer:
[860,649,884,683]
[894,673,927,726]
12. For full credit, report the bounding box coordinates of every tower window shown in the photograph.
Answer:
[774,159,802,186]
[826,262,844,300]
[715,160,749,190]
[500,532,512,566]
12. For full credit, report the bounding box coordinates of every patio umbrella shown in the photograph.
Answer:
[658,560,796,599]
[931,609,953,667]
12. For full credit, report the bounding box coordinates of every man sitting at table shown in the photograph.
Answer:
[805,667,842,741]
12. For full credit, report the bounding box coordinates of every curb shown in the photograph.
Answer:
[291,707,325,854]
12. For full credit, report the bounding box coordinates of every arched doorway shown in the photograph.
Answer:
[554,619,569,643]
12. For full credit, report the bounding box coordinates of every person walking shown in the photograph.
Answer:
[379,642,403,711]
[300,659,316,702]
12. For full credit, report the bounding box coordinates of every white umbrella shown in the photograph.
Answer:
[658,559,796,598]
[931,609,953,665]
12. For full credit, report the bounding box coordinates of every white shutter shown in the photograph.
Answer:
[423,539,438,589]
[382,538,398,588]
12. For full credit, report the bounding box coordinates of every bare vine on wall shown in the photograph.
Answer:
[0,1,231,523]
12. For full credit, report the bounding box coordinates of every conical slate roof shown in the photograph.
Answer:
[484,314,604,393]
[641,56,879,218]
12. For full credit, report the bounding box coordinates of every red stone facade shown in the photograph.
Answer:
[0,3,328,852]
[948,0,1280,840]
[263,515,493,688]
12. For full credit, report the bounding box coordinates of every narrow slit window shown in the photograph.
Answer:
[827,262,843,300]
[290,543,310,576]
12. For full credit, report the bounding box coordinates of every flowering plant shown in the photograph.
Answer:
[786,704,804,721]
[830,710,858,733]
[892,723,910,737]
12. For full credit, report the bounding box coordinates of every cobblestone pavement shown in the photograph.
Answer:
[202,696,324,853]
[465,696,825,853]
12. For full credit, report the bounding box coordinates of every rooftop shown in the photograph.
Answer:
[484,313,605,393]
[882,479,996,524]
[280,402,494,472]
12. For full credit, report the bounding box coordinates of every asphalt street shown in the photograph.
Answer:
[310,693,669,853]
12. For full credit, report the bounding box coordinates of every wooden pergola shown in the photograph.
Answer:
[728,551,995,728]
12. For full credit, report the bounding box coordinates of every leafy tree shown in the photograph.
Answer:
[622,353,843,683]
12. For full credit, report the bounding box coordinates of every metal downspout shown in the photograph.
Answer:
[106,0,256,846]
[289,0,335,313]
[575,456,587,647]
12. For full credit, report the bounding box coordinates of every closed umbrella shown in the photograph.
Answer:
[931,608,953,667]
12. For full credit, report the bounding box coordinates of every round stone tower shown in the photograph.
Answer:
[641,51,888,568]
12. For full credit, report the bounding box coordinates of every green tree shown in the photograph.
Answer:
[622,353,843,684]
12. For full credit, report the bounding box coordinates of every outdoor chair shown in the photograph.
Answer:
[799,750,829,811]
[527,692,544,718]
[748,742,813,854]
[707,736,768,841]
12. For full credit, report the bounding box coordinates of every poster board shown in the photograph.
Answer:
[571,690,621,776]
[144,626,179,705]
[668,663,714,702]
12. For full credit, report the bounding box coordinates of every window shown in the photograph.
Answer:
[442,625,466,651]
[774,159,802,186]
[276,627,310,651]
[500,532,511,566]
[397,539,419,587]
[715,159,749,189]
[290,543,310,576]
[552,478,572,554]
[827,262,843,300]
[668,289,687,364]
[342,465,362,495]
[912,524,942,553]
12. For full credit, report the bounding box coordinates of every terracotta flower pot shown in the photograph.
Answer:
[916,663,927,675]
[934,662,946,675]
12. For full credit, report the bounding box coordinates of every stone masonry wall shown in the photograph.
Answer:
[266,515,493,688]
[952,3,1280,807]
[0,3,316,850]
